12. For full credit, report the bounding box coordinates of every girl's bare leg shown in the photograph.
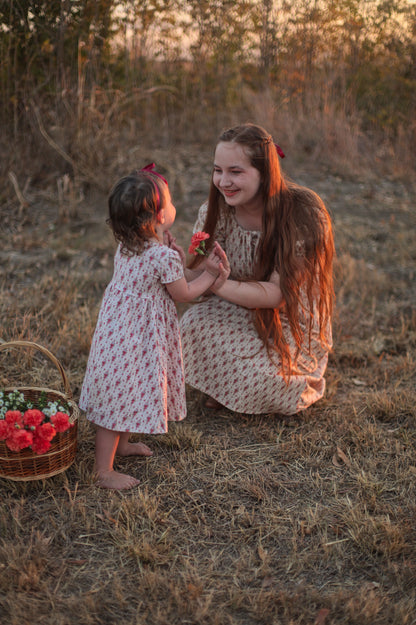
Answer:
[95,425,140,490]
[116,432,153,457]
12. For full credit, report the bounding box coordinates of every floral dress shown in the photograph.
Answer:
[80,242,186,433]
[180,203,332,415]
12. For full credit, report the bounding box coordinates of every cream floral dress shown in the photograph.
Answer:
[80,242,186,433]
[180,203,332,415]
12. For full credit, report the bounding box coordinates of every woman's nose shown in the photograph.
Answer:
[220,172,231,187]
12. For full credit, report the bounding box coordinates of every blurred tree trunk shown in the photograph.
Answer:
[259,0,276,87]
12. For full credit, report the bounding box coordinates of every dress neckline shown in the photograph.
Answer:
[229,208,261,234]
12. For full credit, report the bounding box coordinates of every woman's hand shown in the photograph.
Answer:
[211,263,229,291]
[210,242,230,291]
[204,247,221,278]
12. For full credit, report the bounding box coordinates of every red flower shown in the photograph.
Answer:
[0,420,13,440]
[23,409,45,428]
[188,231,210,256]
[1,394,74,456]
[50,412,72,432]
[5,410,23,427]
[31,435,52,455]
[35,422,56,442]
[6,429,33,451]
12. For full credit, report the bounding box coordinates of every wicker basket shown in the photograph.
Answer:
[0,340,79,481]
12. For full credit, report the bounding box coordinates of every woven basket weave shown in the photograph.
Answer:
[0,340,79,481]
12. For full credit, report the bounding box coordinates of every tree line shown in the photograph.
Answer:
[1,0,415,146]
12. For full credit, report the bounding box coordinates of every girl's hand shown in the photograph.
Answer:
[165,230,186,268]
[164,230,174,247]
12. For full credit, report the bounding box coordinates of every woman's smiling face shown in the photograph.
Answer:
[213,142,262,210]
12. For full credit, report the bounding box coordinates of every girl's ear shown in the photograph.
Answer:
[157,209,165,224]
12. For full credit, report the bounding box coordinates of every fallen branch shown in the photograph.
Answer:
[32,104,76,170]
[31,102,106,190]
[8,171,29,213]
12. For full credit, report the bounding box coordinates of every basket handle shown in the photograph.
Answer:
[0,340,74,401]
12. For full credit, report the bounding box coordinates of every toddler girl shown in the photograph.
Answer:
[79,165,229,490]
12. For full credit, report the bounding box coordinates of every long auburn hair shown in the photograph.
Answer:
[190,123,335,376]
[107,171,163,255]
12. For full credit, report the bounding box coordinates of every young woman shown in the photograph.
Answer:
[179,123,335,415]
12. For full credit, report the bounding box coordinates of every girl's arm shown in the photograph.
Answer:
[211,270,283,309]
[166,271,216,303]
[166,249,224,303]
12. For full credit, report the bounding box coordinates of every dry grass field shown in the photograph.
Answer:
[0,141,415,624]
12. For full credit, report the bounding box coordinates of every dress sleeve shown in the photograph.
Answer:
[159,247,184,284]
[193,201,227,248]
[192,202,208,234]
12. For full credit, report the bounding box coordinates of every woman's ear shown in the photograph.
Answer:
[157,209,165,224]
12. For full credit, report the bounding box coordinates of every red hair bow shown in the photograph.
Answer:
[274,143,285,159]
[140,163,168,213]
[141,163,168,185]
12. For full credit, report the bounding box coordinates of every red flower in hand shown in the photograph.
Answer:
[188,231,210,256]
[50,412,72,432]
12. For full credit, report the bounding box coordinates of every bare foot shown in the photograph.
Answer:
[96,470,140,490]
[116,441,153,457]
[205,396,223,409]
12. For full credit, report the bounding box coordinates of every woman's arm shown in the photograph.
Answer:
[211,270,283,309]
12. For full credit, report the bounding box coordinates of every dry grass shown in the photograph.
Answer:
[1,136,415,625]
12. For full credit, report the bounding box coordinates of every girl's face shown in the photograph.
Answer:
[213,142,262,211]
[160,185,176,230]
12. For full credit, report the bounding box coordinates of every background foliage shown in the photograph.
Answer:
[1,0,415,193]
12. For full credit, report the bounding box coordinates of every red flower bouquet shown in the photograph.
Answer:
[0,390,74,455]
[188,231,210,256]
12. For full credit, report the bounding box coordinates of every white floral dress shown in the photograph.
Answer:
[180,204,332,415]
[80,242,186,433]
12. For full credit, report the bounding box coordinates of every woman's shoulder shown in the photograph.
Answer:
[193,201,209,232]
[194,201,230,227]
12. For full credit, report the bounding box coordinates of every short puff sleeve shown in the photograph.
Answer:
[158,247,184,284]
